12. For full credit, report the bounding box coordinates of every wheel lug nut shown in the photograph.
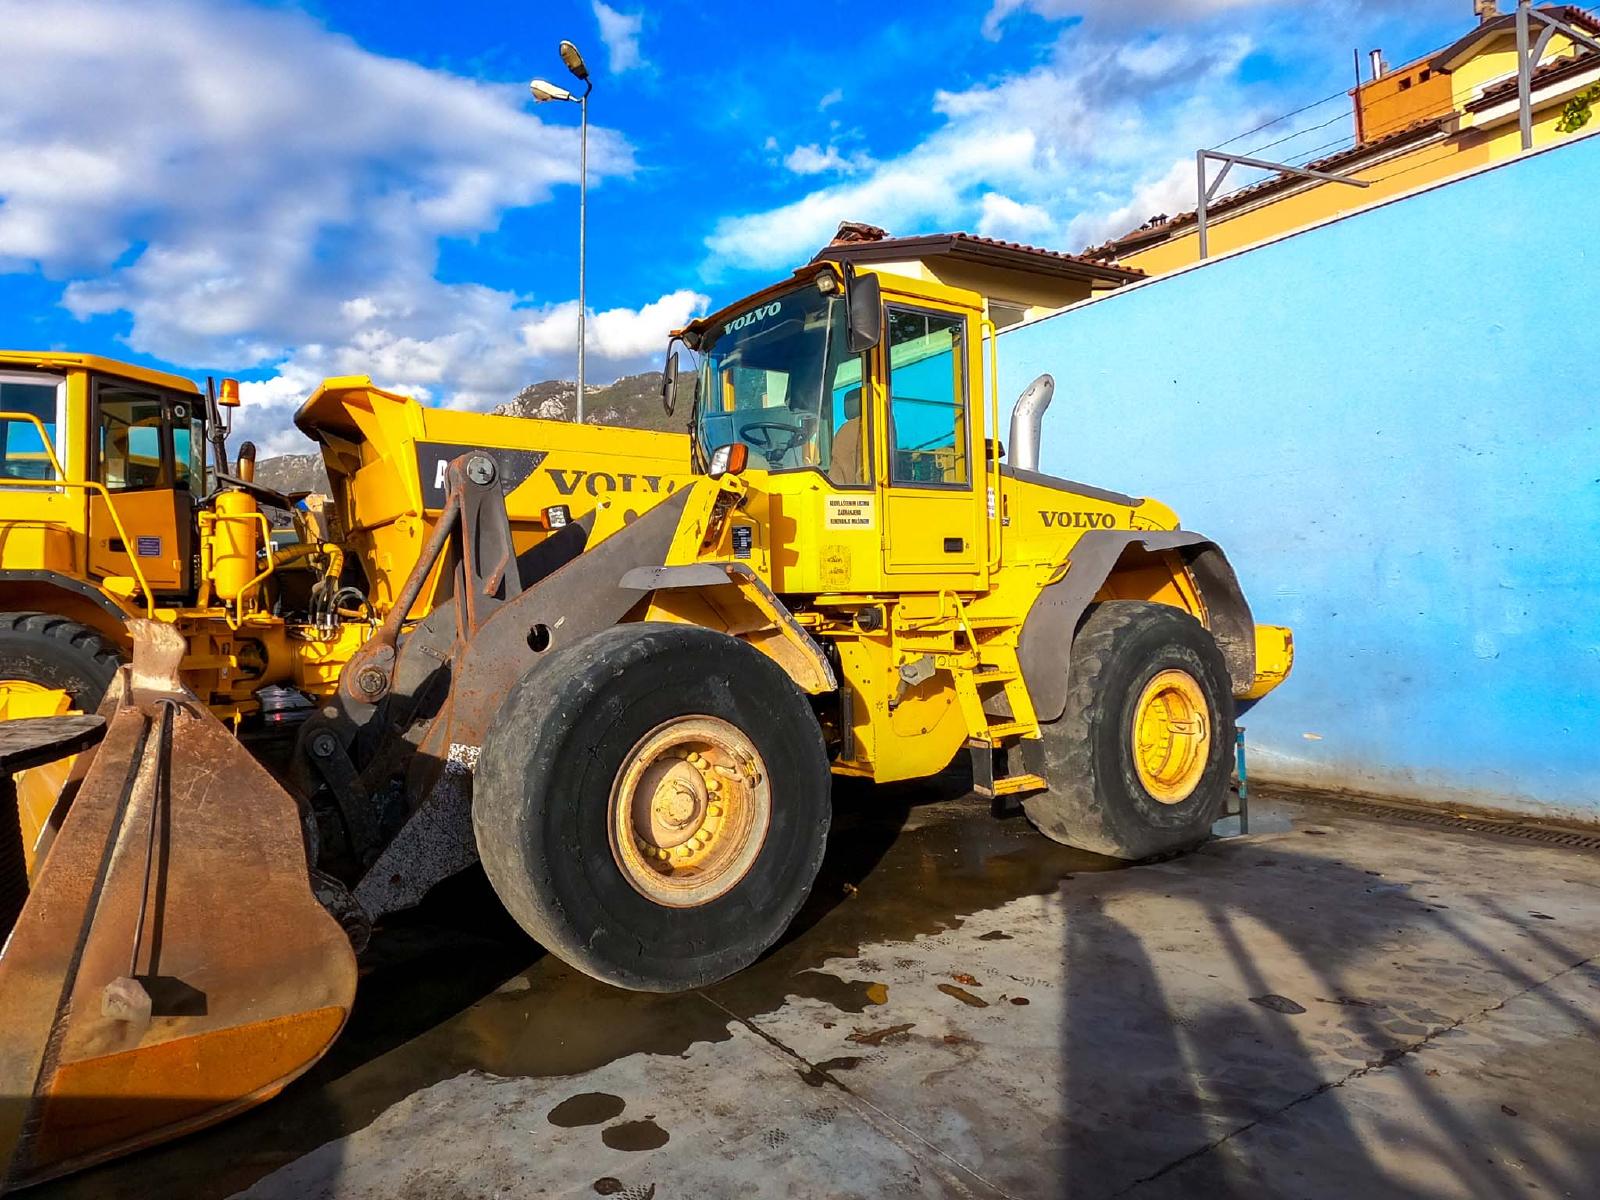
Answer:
[708,802,723,818]
[686,837,703,852]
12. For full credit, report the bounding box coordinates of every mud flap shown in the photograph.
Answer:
[0,622,358,1191]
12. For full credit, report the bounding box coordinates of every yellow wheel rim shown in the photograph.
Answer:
[609,716,771,908]
[1132,669,1210,805]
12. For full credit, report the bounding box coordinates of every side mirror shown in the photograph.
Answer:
[661,349,679,416]
[845,267,882,354]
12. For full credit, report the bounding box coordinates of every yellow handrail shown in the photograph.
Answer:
[0,409,155,615]
[982,317,1002,574]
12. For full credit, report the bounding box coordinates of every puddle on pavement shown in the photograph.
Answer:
[41,772,1118,1200]
[547,1092,627,1128]
[599,1119,670,1152]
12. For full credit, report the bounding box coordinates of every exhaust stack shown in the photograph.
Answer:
[1008,374,1055,472]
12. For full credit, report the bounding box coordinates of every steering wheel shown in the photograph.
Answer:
[739,414,816,463]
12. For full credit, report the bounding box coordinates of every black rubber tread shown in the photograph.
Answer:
[473,622,832,992]
[0,611,123,709]
[1024,601,1235,861]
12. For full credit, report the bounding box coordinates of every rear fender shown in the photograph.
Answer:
[1018,531,1256,722]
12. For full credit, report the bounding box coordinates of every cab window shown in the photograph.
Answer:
[171,407,206,492]
[0,375,65,482]
[886,308,969,488]
[97,388,165,490]
[693,283,868,484]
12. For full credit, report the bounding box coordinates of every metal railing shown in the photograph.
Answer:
[1515,0,1600,149]
[1195,150,1370,259]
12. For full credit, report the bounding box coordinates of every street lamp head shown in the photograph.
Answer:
[558,40,589,81]
[530,78,574,103]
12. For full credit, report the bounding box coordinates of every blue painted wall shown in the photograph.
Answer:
[998,134,1600,821]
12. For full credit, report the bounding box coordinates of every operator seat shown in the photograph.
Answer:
[829,388,864,486]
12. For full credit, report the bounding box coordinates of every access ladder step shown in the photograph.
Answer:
[983,720,1037,743]
[968,738,1048,802]
[988,773,1048,798]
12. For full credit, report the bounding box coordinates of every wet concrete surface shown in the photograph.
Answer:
[35,777,1600,1199]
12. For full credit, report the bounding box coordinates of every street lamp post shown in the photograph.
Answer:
[531,39,592,422]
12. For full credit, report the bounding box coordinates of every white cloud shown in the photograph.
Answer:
[0,0,675,452]
[520,289,709,361]
[592,1,644,73]
[782,143,873,176]
[983,0,1272,39]
[976,193,1057,243]
[705,26,1256,273]
[707,129,1037,274]
[818,88,844,110]
[1064,157,1197,249]
[236,286,708,453]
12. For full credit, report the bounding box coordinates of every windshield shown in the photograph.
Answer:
[692,283,864,483]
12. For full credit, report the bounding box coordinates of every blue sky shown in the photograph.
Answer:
[0,0,1471,450]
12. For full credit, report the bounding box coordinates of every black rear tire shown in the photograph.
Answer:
[1025,601,1234,861]
[473,622,832,992]
[0,612,122,709]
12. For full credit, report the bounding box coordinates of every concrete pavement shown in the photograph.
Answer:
[43,785,1600,1199]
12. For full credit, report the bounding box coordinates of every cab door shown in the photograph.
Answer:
[879,304,985,581]
[87,381,197,595]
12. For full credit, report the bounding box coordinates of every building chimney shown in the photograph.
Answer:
[1369,49,1388,80]
[1474,0,1500,23]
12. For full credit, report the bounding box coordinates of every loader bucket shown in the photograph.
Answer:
[0,622,358,1191]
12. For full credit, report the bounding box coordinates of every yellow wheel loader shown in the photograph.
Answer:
[0,262,1291,1188]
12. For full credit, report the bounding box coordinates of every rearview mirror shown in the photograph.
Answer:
[661,349,679,416]
[845,268,882,354]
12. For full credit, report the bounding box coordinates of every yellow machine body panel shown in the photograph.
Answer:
[295,378,691,620]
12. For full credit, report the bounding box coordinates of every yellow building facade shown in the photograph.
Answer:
[810,225,1141,330]
[1094,4,1600,274]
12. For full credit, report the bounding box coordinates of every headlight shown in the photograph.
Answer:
[707,443,749,478]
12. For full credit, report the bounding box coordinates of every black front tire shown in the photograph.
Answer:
[1025,601,1235,861]
[0,612,121,708]
[473,622,832,992]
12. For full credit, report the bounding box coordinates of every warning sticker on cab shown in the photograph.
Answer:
[825,495,875,529]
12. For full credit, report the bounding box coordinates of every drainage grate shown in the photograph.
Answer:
[1260,786,1600,851]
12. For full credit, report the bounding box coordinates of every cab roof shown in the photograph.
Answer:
[0,350,200,394]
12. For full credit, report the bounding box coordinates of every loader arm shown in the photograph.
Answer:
[0,622,356,1191]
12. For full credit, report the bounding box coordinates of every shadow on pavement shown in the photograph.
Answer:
[1057,832,1600,1198]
